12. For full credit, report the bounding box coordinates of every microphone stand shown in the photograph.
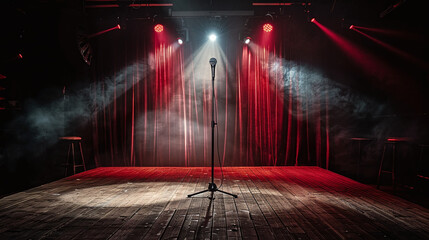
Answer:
[188,58,237,199]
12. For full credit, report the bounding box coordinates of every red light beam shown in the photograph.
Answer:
[88,24,121,38]
[351,28,428,69]
[352,26,422,40]
[312,20,395,80]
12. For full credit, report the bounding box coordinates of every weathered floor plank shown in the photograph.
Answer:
[0,167,428,240]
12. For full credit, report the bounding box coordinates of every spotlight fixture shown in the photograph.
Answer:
[116,24,121,30]
[176,27,189,44]
[244,37,251,44]
[311,18,316,23]
[209,33,217,42]
[263,23,273,32]
[154,24,164,33]
[18,53,23,59]
[349,25,354,30]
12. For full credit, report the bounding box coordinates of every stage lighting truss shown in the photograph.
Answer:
[240,18,253,44]
[176,27,189,44]
[76,27,93,66]
[262,13,275,33]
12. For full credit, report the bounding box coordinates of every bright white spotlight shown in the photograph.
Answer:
[244,37,251,44]
[209,34,217,42]
[177,38,183,45]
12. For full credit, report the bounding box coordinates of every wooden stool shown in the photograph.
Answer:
[416,144,429,187]
[59,136,86,176]
[377,137,409,190]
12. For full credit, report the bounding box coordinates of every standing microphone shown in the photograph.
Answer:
[209,58,217,79]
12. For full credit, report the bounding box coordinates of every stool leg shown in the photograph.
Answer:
[71,142,76,175]
[416,146,423,189]
[392,143,396,192]
[377,144,387,189]
[79,142,86,171]
[357,141,361,179]
[65,143,72,176]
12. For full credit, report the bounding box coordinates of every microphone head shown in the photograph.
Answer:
[209,58,217,66]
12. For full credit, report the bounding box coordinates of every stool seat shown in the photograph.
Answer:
[351,137,373,141]
[59,136,82,141]
[386,137,410,142]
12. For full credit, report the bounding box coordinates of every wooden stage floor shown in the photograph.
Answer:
[1,167,428,239]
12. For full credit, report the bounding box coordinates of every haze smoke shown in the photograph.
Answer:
[5,61,149,161]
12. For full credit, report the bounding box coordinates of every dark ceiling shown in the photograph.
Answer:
[0,0,427,80]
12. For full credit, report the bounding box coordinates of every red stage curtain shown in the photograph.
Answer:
[91,28,330,168]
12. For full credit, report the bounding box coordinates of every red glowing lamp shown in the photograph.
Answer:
[349,25,354,30]
[154,24,164,33]
[311,18,316,23]
[263,23,273,32]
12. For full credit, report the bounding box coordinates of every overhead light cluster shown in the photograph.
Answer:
[239,17,276,45]
[152,21,191,46]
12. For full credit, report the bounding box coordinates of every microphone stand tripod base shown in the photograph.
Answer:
[187,183,238,199]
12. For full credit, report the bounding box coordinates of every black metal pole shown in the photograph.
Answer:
[187,58,237,199]
[211,74,215,186]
